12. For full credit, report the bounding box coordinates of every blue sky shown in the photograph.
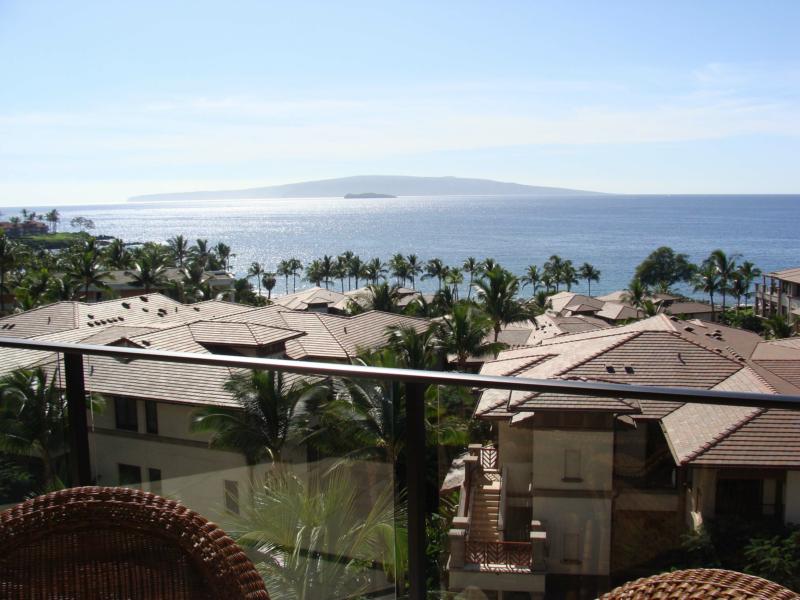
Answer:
[1,0,799,205]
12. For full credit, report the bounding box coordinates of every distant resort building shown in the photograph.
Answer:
[0,220,49,237]
[83,268,236,302]
[272,285,429,314]
[755,267,800,332]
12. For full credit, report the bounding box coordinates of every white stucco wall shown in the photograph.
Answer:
[532,429,613,491]
[498,421,532,495]
[785,470,800,525]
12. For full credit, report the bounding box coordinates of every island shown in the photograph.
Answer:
[343,192,397,199]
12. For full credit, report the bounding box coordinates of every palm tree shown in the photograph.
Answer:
[521,264,541,296]
[434,303,505,370]
[305,260,324,287]
[473,267,527,341]
[191,370,326,469]
[543,254,564,292]
[65,246,110,302]
[444,268,463,300]
[214,242,233,271]
[579,262,601,295]
[45,209,60,233]
[540,273,555,293]
[348,255,365,289]
[182,260,210,301]
[693,262,721,321]
[339,251,355,289]
[276,260,292,294]
[560,260,578,292]
[406,254,422,289]
[0,368,81,489]
[190,238,211,269]
[253,272,275,301]
[623,278,649,310]
[481,258,499,273]
[320,255,336,290]
[462,257,480,299]
[422,258,445,290]
[130,249,169,294]
[288,258,303,292]
[333,256,348,292]
[364,258,386,284]
[233,466,397,600]
[388,253,408,286]
[737,261,762,307]
[167,235,189,268]
[385,324,441,370]
[249,262,265,296]
[363,282,401,312]
[103,238,131,270]
[709,249,739,315]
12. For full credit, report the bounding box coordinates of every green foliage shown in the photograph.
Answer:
[232,465,400,600]
[719,308,764,333]
[744,530,800,590]
[634,246,695,289]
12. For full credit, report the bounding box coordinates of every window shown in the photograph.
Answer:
[563,449,582,482]
[114,397,138,431]
[145,400,158,434]
[118,463,141,486]
[562,533,581,563]
[224,480,240,515]
[148,468,162,496]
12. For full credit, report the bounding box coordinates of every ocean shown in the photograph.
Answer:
[19,194,800,297]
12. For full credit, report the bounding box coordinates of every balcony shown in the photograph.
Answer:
[2,336,800,599]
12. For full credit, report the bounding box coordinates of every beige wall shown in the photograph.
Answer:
[685,468,717,529]
[532,429,613,491]
[498,421,532,496]
[785,470,800,525]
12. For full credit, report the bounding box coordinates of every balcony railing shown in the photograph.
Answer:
[2,335,800,598]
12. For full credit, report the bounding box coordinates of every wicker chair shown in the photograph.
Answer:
[600,568,799,599]
[0,486,269,599]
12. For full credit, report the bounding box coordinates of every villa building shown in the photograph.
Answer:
[0,294,430,521]
[755,267,800,331]
[447,315,800,599]
[83,268,236,302]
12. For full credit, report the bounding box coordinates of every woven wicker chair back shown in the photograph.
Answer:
[601,568,799,599]
[0,486,269,600]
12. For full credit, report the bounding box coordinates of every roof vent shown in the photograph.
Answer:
[624,365,635,374]
[193,307,200,311]
[714,348,722,354]
[118,316,125,321]
[140,296,148,302]
[142,308,149,313]
[343,327,348,334]
[684,326,694,333]
[669,316,679,321]
[605,365,616,373]
[142,340,151,346]
[122,302,131,309]
[7,324,14,329]
[87,322,94,327]
[89,366,94,375]
[87,314,94,319]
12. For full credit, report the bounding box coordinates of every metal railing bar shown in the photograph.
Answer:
[2,336,800,408]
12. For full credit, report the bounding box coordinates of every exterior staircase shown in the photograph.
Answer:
[468,472,502,542]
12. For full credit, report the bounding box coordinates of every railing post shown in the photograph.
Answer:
[405,381,427,600]
[64,352,92,486]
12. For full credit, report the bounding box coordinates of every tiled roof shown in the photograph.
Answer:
[690,408,800,467]
[768,266,800,284]
[753,361,800,388]
[662,403,763,464]
[514,392,640,413]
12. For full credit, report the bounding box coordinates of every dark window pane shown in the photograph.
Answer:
[148,467,162,495]
[118,463,141,486]
[145,400,158,434]
[114,397,138,431]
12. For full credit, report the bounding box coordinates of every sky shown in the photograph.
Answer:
[1,0,799,206]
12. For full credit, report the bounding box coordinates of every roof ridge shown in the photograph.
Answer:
[682,406,766,465]
[312,313,351,358]
[554,330,641,377]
